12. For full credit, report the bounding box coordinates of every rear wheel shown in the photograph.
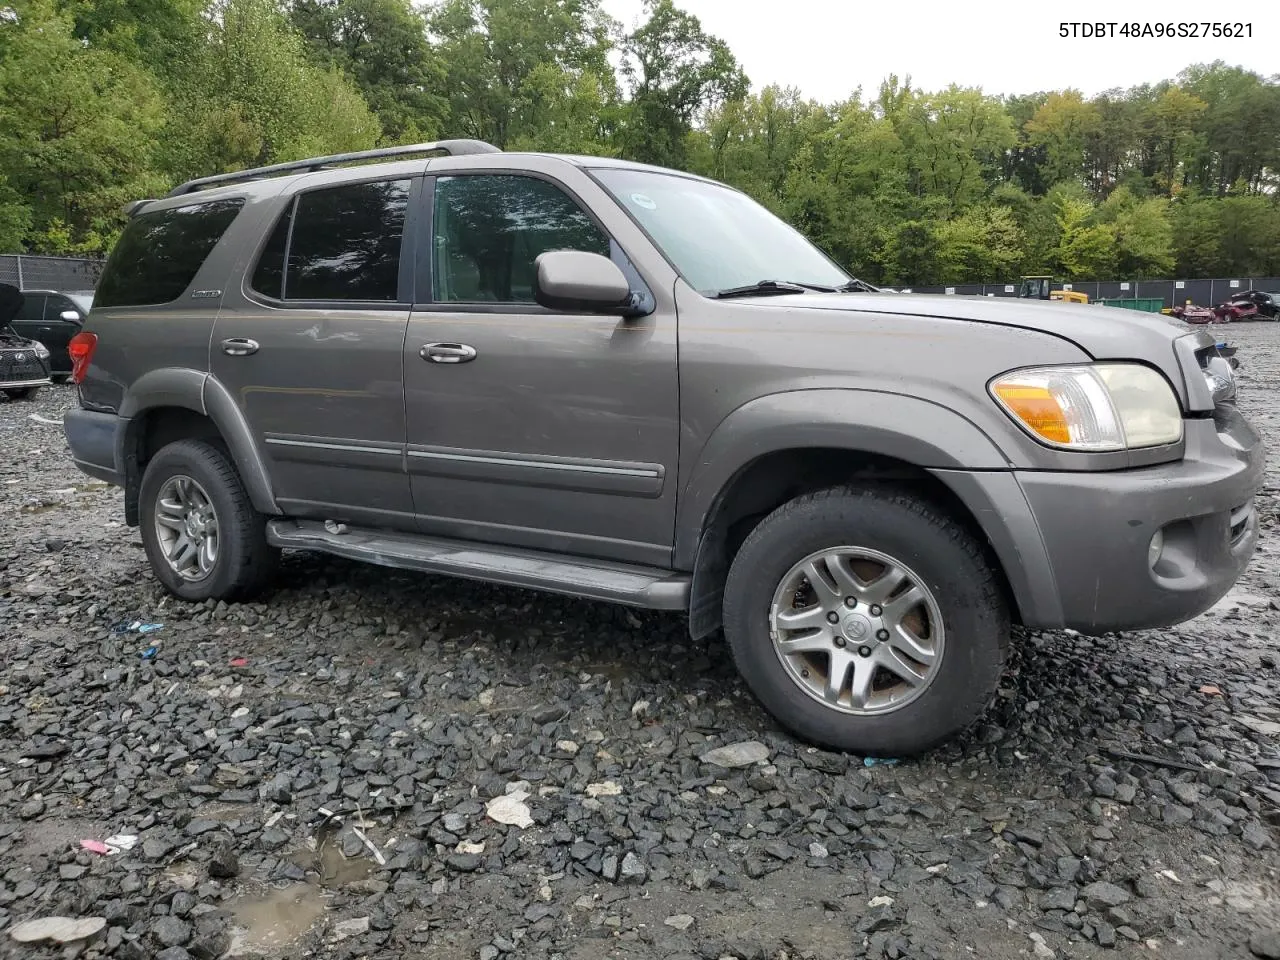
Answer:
[3,387,39,400]
[722,485,1009,757]
[139,439,279,601]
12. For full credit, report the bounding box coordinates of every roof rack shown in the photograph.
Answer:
[164,139,502,199]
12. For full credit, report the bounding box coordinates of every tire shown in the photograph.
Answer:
[139,439,279,602]
[3,387,39,400]
[722,485,1009,757]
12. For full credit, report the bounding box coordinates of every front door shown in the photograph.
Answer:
[211,176,418,529]
[403,171,679,567]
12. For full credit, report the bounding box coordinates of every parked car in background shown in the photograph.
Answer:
[8,288,93,380]
[61,140,1263,757]
[1223,290,1280,320]
[1171,302,1223,324]
[0,282,54,399]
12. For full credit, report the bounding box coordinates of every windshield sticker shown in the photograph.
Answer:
[630,193,657,210]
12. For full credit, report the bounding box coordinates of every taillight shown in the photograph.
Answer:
[68,331,98,384]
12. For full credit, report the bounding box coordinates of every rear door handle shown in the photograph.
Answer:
[221,337,259,357]
[420,342,477,364]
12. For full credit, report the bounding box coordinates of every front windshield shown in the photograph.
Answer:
[592,168,850,294]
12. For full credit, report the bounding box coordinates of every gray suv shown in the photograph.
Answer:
[63,140,1263,757]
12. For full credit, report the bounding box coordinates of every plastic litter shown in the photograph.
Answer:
[229,657,249,667]
[351,826,387,866]
[114,621,163,634]
[140,645,160,660]
[80,840,111,855]
[863,757,900,767]
[1199,684,1222,696]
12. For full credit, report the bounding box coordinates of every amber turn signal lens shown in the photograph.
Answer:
[989,384,1071,444]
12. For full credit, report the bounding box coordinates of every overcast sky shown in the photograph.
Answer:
[600,0,1278,103]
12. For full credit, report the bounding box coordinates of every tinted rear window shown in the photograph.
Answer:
[95,198,245,308]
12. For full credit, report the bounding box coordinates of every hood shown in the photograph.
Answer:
[734,291,1219,411]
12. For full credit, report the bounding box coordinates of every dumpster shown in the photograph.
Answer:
[1094,297,1165,313]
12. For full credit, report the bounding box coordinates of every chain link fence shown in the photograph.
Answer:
[0,255,104,292]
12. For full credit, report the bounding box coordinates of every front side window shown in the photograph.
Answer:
[251,179,411,302]
[592,168,850,295]
[95,198,245,308]
[16,294,44,323]
[432,174,610,303]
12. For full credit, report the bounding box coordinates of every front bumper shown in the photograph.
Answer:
[1013,404,1263,633]
[64,406,126,486]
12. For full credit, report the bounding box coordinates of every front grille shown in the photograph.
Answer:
[0,350,46,382]
[1229,500,1254,546]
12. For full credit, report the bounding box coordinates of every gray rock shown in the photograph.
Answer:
[620,852,646,883]
[1251,930,1280,960]
[1081,881,1131,910]
[8,917,107,944]
[156,949,192,960]
[151,917,192,948]
[1041,887,1077,912]
[207,847,239,879]
[701,740,770,768]
[330,917,370,941]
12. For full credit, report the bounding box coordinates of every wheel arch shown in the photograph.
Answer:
[118,369,277,524]
[680,390,1029,640]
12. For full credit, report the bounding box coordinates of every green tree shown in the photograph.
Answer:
[895,85,1016,210]
[0,0,165,253]
[1098,186,1174,277]
[429,0,615,148]
[934,205,1024,283]
[615,0,747,168]
[289,0,447,141]
[1053,193,1116,279]
[162,0,381,182]
[1024,90,1099,188]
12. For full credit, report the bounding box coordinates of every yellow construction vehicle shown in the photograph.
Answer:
[1016,276,1089,304]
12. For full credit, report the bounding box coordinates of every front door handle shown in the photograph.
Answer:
[221,337,259,357]
[420,342,477,364]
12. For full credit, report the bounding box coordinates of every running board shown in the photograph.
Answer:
[265,519,691,610]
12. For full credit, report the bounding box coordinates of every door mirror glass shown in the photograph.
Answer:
[534,251,632,314]
[59,310,80,322]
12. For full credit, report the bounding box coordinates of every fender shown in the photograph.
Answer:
[674,389,1014,568]
[117,367,279,516]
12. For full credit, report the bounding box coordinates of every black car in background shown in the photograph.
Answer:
[8,288,93,379]
[0,283,53,400]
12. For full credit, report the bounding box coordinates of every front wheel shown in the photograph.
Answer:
[722,486,1009,757]
[3,387,40,400]
[139,439,279,602]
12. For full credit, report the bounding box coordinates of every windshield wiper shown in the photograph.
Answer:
[716,280,836,299]
[836,277,879,293]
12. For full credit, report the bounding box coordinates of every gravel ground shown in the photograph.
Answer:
[2,326,1280,960]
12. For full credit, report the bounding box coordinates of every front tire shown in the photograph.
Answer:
[139,439,279,602]
[3,387,40,400]
[722,486,1009,757]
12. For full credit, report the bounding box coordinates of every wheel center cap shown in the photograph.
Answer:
[841,614,872,642]
[185,514,201,538]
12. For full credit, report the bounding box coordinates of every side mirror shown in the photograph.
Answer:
[534,250,633,315]
[59,310,80,322]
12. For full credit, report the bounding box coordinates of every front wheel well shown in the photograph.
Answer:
[123,407,225,526]
[687,448,1020,639]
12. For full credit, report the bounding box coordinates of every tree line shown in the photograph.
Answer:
[1,0,1278,285]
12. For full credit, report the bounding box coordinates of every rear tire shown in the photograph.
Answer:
[3,387,39,400]
[139,439,279,602]
[722,485,1009,757]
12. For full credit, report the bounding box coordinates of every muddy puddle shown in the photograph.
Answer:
[226,882,329,957]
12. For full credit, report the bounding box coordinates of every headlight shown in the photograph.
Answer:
[33,341,50,360]
[989,363,1183,451]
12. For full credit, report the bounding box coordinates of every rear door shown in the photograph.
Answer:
[402,164,680,567]
[211,175,420,529]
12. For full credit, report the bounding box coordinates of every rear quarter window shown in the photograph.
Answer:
[94,198,245,308]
